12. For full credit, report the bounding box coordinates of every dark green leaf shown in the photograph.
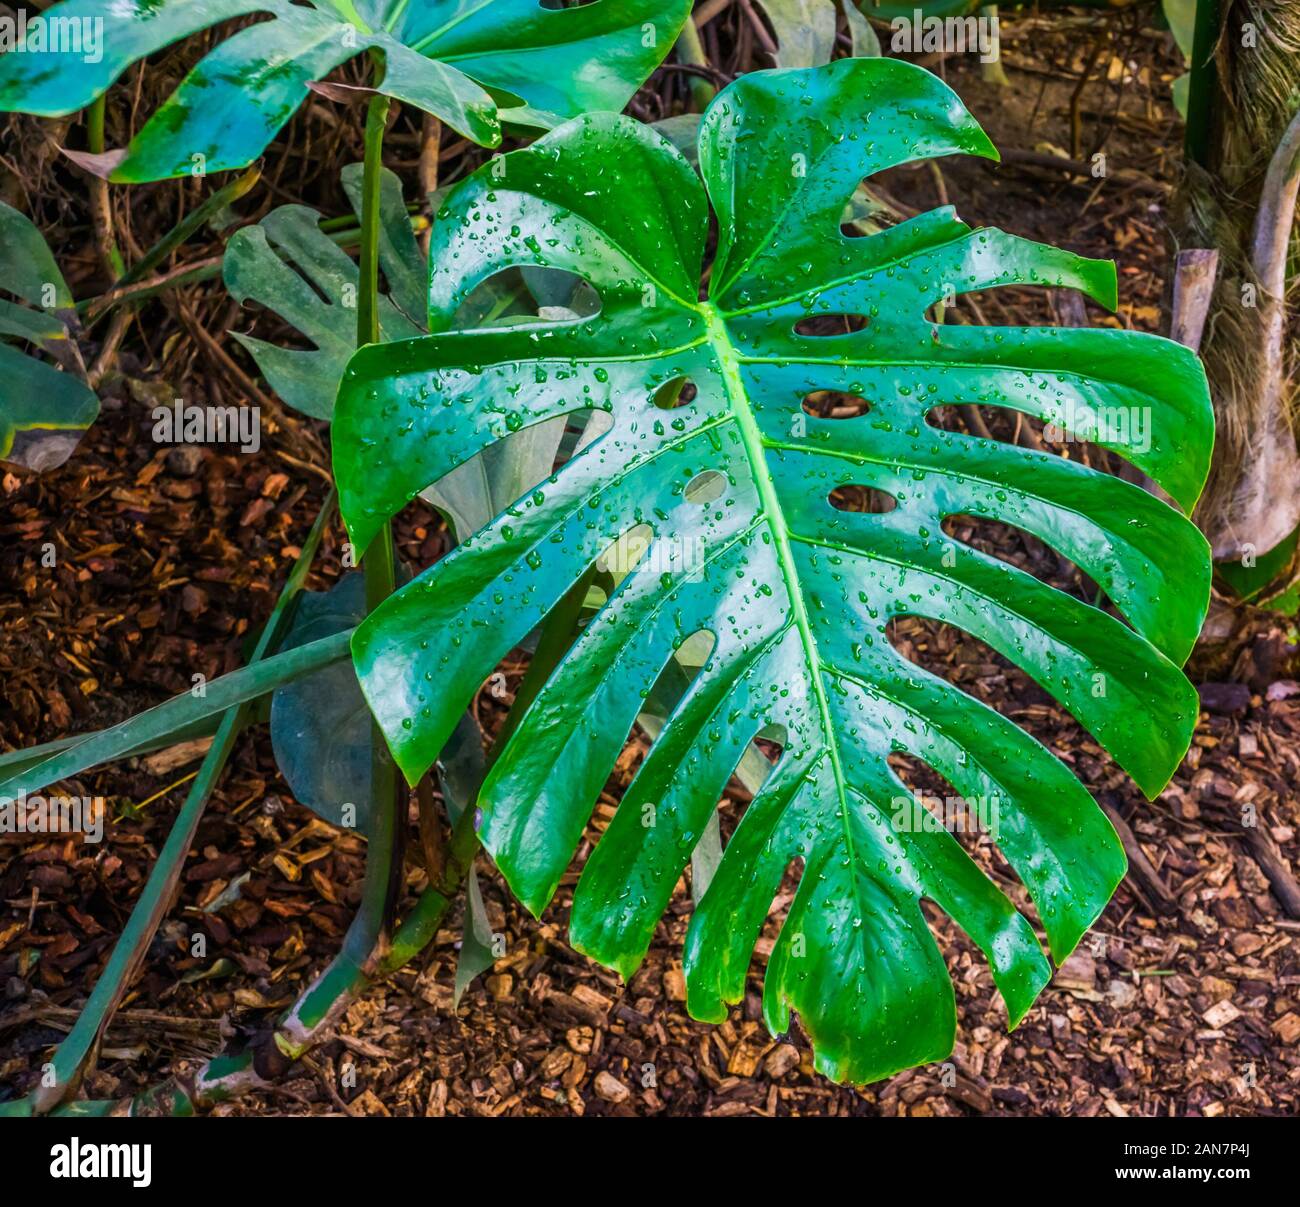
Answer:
[453,868,497,1006]
[222,164,423,419]
[0,202,97,471]
[270,573,373,831]
[0,0,692,182]
[332,60,1213,1083]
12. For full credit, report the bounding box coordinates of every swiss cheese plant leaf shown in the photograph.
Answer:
[332,59,1213,1083]
[0,0,691,183]
[223,160,582,532]
[223,163,424,419]
[0,202,98,472]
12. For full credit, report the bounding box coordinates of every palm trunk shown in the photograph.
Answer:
[1178,0,1300,562]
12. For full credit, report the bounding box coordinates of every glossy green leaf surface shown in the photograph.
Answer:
[0,202,98,472]
[0,0,690,182]
[333,59,1213,1083]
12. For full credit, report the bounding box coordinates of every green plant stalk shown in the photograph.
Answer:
[271,84,405,1059]
[206,576,594,1100]
[29,492,337,1114]
[674,14,716,109]
[357,83,403,955]
[86,95,124,278]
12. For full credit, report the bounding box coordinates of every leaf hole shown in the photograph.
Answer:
[554,408,613,472]
[452,266,600,330]
[594,522,654,581]
[885,617,1053,718]
[941,514,1104,607]
[753,723,787,764]
[793,313,870,337]
[924,404,1129,476]
[654,376,698,410]
[828,485,896,514]
[685,470,727,505]
[802,390,870,420]
[886,753,1014,872]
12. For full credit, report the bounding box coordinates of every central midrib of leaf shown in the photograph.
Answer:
[698,301,860,872]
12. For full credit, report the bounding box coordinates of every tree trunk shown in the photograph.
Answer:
[1177,0,1300,562]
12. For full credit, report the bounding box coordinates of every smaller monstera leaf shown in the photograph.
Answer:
[223,162,425,420]
[223,160,585,531]
[0,0,691,183]
[333,59,1213,1083]
[0,203,98,472]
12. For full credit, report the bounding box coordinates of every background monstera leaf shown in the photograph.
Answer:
[223,162,425,420]
[0,0,691,182]
[0,202,98,472]
[224,160,598,422]
[332,58,1213,1083]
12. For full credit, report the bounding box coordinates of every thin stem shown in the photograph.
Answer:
[358,91,393,352]
[274,75,407,1056]
[120,167,261,290]
[675,13,717,110]
[86,96,123,279]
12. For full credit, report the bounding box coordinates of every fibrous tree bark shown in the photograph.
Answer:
[1179,0,1300,563]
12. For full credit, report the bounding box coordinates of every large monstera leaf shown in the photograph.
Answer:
[333,59,1213,1083]
[0,0,689,182]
